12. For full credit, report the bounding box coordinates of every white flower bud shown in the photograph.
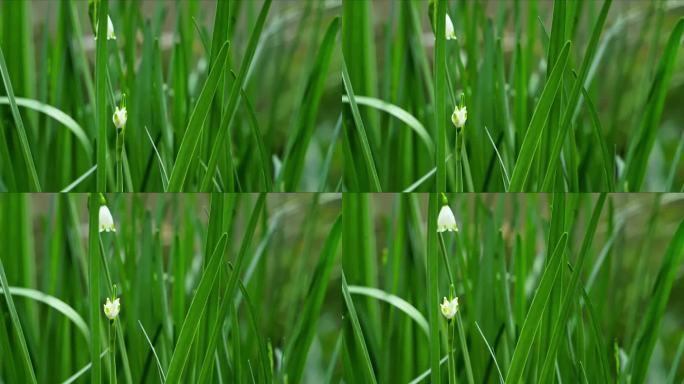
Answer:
[99,205,116,233]
[451,105,467,129]
[440,296,459,319]
[104,297,120,320]
[113,106,127,129]
[437,205,458,233]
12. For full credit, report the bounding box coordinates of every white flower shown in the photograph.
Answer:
[451,105,467,129]
[95,15,117,40]
[440,296,459,319]
[446,14,456,40]
[113,106,127,129]
[437,205,458,232]
[103,297,120,320]
[99,205,116,232]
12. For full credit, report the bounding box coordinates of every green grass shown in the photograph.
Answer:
[342,0,684,192]
[0,193,343,382]
[0,0,341,192]
[342,193,684,383]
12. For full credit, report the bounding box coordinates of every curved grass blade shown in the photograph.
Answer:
[474,322,504,384]
[505,232,568,384]
[0,97,92,156]
[0,256,37,383]
[199,0,272,192]
[61,165,97,192]
[138,320,166,383]
[342,95,434,156]
[342,58,381,192]
[484,125,510,189]
[0,45,41,191]
[166,41,229,192]
[342,272,378,384]
[0,286,89,344]
[62,350,108,384]
[165,233,228,382]
[508,41,570,191]
[348,285,429,337]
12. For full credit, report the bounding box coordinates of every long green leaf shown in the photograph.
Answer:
[0,45,40,191]
[342,272,378,384]
[278,16,340,191]
[88,193,101,383]
[629,218,684,382]
[95,0,108,191]
[342,58,381,192]
[199,0,272,192]
[196,194,266,382]
[505,232,568,384]
[342,95,434,156]
[624,18,684,191]
[540,0,612,190]
[348,285,429,337]
[165,233,228,382]
[0,97,92,156]
[166,41,229,191]
[508,41,570,191]
[283,215,342,382]
[0,286,89,344]
[0,256,37,383]
[538,194,607,382]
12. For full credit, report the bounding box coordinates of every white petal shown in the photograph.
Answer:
[437,205,458,232]
[99,205,116,232]
[445,14,456,40]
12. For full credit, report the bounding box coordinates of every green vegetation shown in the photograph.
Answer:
[0,193,342,382]
[342,0,684,192]
[342,193,684,383]
[0,0,341,192]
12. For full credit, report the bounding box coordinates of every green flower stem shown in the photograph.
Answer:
[447,319,456,384]
[438,233,455,287]
[115,129,124,192]
[455,128,463,192]
[110,319,117,384]
[456,312,474,384]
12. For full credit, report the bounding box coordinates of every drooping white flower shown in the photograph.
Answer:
[452,105,467,129]
[95,15,117,40]
[99,205,116,232]
[437,205,458,232]
[445,14,456,40]
[112,106,127,129]
[103,297,120,320]
[440,296,459,319]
